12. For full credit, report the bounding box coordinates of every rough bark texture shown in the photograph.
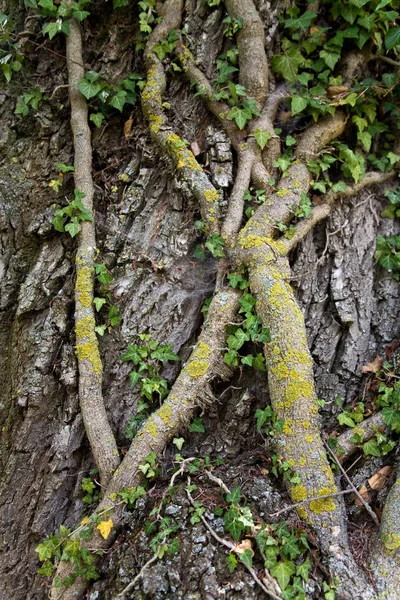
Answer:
[0,0,399,599]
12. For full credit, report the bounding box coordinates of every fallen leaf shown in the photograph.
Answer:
[190,141,201,156]
[234,539,254,555]
[368,465,393,491]
[355,485,370,506]
[123,118,134,139]
[97,519,113,539]
[326,86,349,97]
[362,355,383,374]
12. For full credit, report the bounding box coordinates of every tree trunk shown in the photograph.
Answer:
[0,0,399,598]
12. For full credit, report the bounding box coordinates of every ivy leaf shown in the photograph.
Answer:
[78,78,102,100]
[385,28,400,51]
[42,20,63,40]
[362,440,381,457]
[95,325,106,336]
[296,558,311,581]
[224,349,239,367]
[90,113,104,128]
[270,561,296,591]
[241,354,254,367]
[253,353,266,371]
[382,407,400,433]
[227,553,237,573]
[189,417,205,433]
[93,297,106,312]
[271,51,304,84]
[52,213,65,232]
[96,519,113,540]
[320,49,341,70]
[338,413,356,427]
[228,105,250,129]
[109,90,127,112]
[72,9,90,21]
[238,548,253,568]
[291,95,308,116]
[253,129,271,150]
[284,11,317,30]
[358,131,372,152]
[172,437,185,450]
[226,487,241,504]
[65,221,80,238]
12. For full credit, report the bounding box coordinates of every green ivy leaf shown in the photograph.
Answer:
[90,113,104,128]
[271,51,304,84]
[337,413,356,427]
[270,561,296,591]
[382,407,400,432]
[385,27,400,51]
[291,95,308,116]
[320,49,341,70]
[253,353,266,371]
[226,487,241,504]
[238,548,253,568]
[189,417,205,433]
[226,553,237,573]
[285,10,317,30]
[78,78,102,100]
[362,440,381,457]
[65,220,80,238]
[93,297,106,312]
[253,128,272,150]
[109,90,127,112]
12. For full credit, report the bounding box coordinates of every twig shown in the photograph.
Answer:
[269,488,356,517]
[117,551,160,597]
[323,439,380,526]
[185,479,282,600]
[202,469,231,495]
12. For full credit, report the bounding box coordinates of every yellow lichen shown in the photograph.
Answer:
[144,418,158,438]
[283,379,314,407]
[76,265,93,308]
[276,188,290,198]
[187,359,208,378]
[309,487,336,513]
[292,179,300,189]
[383,533,400,550]
[271,362,289,380]
[305,435,314,443]
[283,419,293,434]
[204,189,219,203]
[194,343,210,359]
[149,114,163,133]
[291,484,308,502]
[76,342,102,375]
[296,507,308,520]
[76,315,96,341]
[158,403,173,427]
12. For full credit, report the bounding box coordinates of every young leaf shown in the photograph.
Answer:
[78,78,102,100]
[254,129,271,150]
[270,561,296,591]
[291,95,307,116]
[189,417,205,433]
[385,28,400,51]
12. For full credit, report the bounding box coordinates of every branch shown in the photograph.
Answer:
[185,480,282,600]
[66,17,119,487]
[223,0,269,106]
[141,1,221,233]
[221,147,253,246]
[295,111,347,161]
[281,171,396,254]
[336,412,386,461]
[50,288,240,600]
[323,440,380,526]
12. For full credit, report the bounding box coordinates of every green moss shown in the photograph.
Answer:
[76,342,102,376]
[187,359,208,378]
[309,487,336,513]
[194,342,210,359]
[291,484,308,502]
[76,265,93,308]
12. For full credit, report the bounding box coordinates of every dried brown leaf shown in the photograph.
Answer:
[361,355,383,374]
[368,466,393,491]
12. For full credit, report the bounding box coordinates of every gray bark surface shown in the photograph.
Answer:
[0,1,399,598]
